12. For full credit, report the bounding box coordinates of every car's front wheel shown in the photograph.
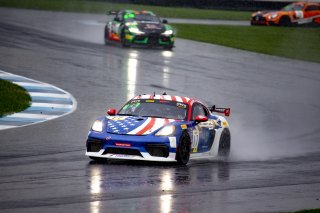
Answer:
[218,128,231,160]
[163,44,174,50]
[121,30,130,48]
[176,131,191,165]
[279,16,291,26]
[104,26,110,45]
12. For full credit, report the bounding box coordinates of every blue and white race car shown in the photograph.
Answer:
[86,94,231,165]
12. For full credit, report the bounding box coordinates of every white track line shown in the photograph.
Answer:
[12,82,51,87]
[29,92,70,98]
[0,70,77,131]
[5,113,56,119]
[31,102,73,109]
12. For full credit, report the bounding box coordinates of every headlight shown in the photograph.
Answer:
[92,120,103,132]
[162,30,173,36]
[269,13,278,19]
[155,125,175,136]
[128,27,144,35]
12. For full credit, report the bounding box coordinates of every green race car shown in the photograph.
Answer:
[104,10,175,49]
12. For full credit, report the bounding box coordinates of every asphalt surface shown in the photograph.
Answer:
[0,8,320,213]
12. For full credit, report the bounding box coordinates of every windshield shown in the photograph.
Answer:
[118,99,188,120]
[281,3,304,11]
[124,13,161,23]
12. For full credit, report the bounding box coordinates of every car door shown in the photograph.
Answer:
[112,12,123,38]
[190,103,216,153]
[304,4,320,20]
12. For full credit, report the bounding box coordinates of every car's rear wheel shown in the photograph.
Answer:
[312,18,320,26]
[218,128,231,160]
[279,16,291,26]
[121,30,130,48]
[176,131,191,165]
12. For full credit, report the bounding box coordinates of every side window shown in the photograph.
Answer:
[305,5,319,11]
[192,103,208,120]
[114,12,123,22]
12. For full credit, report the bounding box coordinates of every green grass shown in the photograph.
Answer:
[0,0,250,20]
[0,79,31,117]
[174,24,320,63]
[285,209,320,213]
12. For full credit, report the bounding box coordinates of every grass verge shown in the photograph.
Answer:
[286,209,320,213]
[0,79,31,117]
[174,24,320,63]
[0,0,250,20]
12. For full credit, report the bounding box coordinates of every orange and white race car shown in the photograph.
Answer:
[251,2,320,26]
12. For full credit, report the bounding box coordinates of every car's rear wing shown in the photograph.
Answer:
[209,105,230,117]
[108,10,119,15]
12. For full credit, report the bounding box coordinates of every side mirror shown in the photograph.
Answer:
[195,115,208,123]
[162,19,168,24]
[107,108,116,115]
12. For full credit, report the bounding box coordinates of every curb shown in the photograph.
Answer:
[0,70,77,130]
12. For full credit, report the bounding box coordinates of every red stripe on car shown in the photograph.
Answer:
[136,118,156,135]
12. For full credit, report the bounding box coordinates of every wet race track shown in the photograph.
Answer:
[0,8,320,213]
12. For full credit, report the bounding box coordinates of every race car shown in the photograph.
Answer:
[251,2,320,26]
[104,10,175,49]
[86,94,231,165]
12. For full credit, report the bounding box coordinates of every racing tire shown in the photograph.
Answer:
[176,131,191,165]
[163,44,174,50]
[121,30,130,48]
[279,16,291,27]
[312,18,320,27]
[104,26,110,45]
[218,128,231,160]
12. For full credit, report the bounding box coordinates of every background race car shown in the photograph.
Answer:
[104,10,175,49]
[86,94,231,165]
[251,2,320,26]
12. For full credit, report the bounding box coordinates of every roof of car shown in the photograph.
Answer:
[123,10,155,16]
[132,94,196,104]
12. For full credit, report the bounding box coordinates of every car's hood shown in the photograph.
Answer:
[105,116,174,135]
[137,22,165,33]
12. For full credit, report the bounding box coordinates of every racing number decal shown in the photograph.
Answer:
[191,120,216,153]
[295,10,304,19]
[191,128,200,153]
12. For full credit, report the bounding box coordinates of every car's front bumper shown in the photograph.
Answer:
[251,16,277,26]
[125,33,174,46]
[86,132,178,162]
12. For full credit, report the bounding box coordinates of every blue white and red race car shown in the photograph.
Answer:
[86,94,231,165]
